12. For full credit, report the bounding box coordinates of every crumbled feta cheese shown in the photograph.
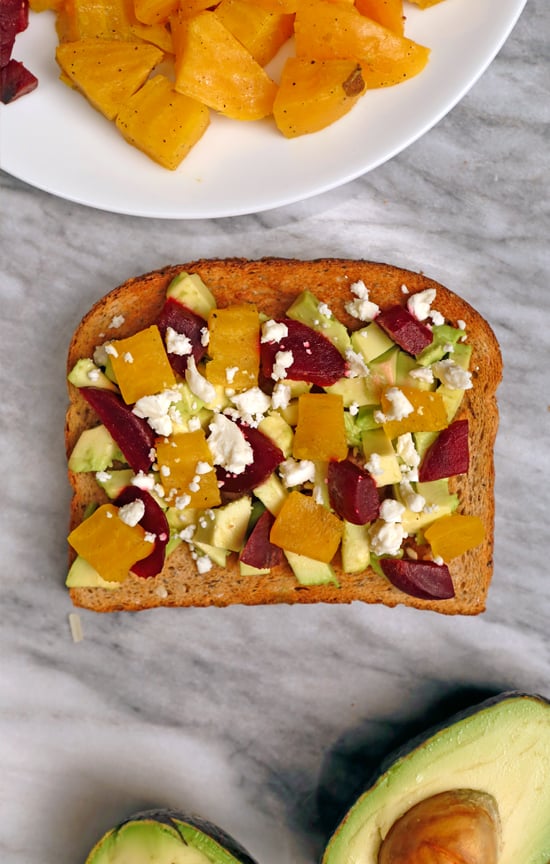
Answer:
[179,524,196,542]
[279,458,316,487]
[433,555,445,566]
[175,493,192,510]
[401,284,409,295]
[345,347,370,378]
[160,465,171,477]
[345,280,380,322]
[195,461,212,474]
[457,319,467,330]
[384,387,414,421]
[432,359,473,390]
[271,350,294,381]
[185,356,217,404]
[95,470,112,483]
[369,521,407,556]
[118,499,145,527]
[407,288,436,321]
[200,327,210,347]
[349,402,359,416]
[409,366,434,384]
[144,532,156,543]
[123,351,134,363]
[104,343,119,358]
[166,327,193,356]
[430,309,445,326]
[318,302,332,318]
[365,453,383,476]
[87,368,100,382]
[271,381,291,410]
[380,499,405,523]
[108,314,125,329]
[153,483,165,499]
[132,388,181,437]
[131,471,156,491]
[189,478,201,493]
[396,432,420,469]
[187,415,202,432]
[208,414,254,475]
[226,366,239,384]
[196,554,213,574]
[230,387,271,426]
[399,481,425,513]
[261,319,289,343]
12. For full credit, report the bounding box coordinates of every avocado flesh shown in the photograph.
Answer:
[322,693,550,864]
[87,817,252,864]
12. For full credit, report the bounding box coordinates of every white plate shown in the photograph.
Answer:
[0,0,527,219]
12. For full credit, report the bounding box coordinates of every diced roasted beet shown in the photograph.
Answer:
[81,387,156,474]
[380,557,455,600]
[260,318,346,387]
[115,486,169,578]
[375,305,433,356]
[155,297,207,377]
[419,419,469,482]
[240,510,283,570]
[328,459,380,525]
[1,0,29,66]
[0,59,37,103]
[216,423,284,494]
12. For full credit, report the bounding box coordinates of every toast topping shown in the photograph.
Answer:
[67,271,486,600]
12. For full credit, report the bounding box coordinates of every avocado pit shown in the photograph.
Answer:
[378,789,500,864]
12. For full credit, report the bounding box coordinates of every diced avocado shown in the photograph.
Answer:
[369,346,399,389]
[68,358,118,392]
[286,290,351,355]
[193,540,228,567]
[258,412,294,456]
[361,428,402,487]
[68,425,125,473]
[438,385,465,423]
[66,555,121,589]
[326,375,379,407]
[345,405,380,447]
[284,550,339,586]
[413,429,439,460]
[173,382,205,417]
[396,352,434,391]
[166,272,216,319]
[165,535,182,557]
[239,561,270,576]
[286,380,312,398]
[416,323,465,367]
[452,341,472,369]
[313,461,330,508]
[341,521,370,572]
[351,321,395,363]
[399,479,458,534]
[165,506,199,532]
[95,468,134,499]
[193,496,252,552]
[278,399,299,427]
[254,473,287,516]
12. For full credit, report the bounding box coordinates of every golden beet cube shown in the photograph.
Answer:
[425,514,485,561]
[129,21,174,52]
[172,10,277,120]
[68,503,152,582]
[56,40,163,120]
[270,491,343,562]
[292,393,348,462]
[156,430,221,508]
[58,0,136,41]
[116,75,210,170]
[214,0,294,67]
[205,304,260,390]
[134,0,176,24]
[380,386,448,439]
[108,325,176,404]
[274,57,365,138]
[355,0,404,36]
[294,1,429,88]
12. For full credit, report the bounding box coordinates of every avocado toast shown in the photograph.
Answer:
[65,258,502,614]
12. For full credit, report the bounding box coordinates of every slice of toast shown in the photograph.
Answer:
[66,258,502,615]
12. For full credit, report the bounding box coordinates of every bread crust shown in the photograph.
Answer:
[66,258,502,615]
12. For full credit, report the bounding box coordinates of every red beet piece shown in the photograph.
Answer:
[380,557,455,600]
[260,319,346,387]
[115,486,169,578]
[1,0,29,66]
[419,419,469,482]
[156,297,207,377]
[216,423,284,494]
[327,459,380,525]
[240,510,283,570]
[0,59,37,103]
[375,305,433,356]
[81,387,156,475]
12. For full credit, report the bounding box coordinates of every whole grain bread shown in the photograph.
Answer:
[66,258,502,615]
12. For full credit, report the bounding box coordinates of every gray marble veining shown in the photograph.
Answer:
[1,1,550,862]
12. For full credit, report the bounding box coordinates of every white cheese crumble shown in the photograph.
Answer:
[407,288,436,321]
[166,327,193,356]
[179,524,196,541]
[187,415,202,432]
[195,461,212,474]
[200,327,210,347]
[365,453,383,476]
[144,532,156,543]
[381,387,414,422]
[345,347,370,378]
[409,366,434,384]
[345,280,380,322]
[132,388,181,437]
[196,554,213,574]
[457,319,467,330]
[108,314,125,329]
[176,494,192,511]
[185,356,217,404]
[104,343,119,358]
[271,350,294,381]
[380,499,405,523]
[279,458,316,487]
[208,414,254,475]
[318,302,332,318]
[87,368,100,382]
[123,351,134,363]
[432,359,473,390]
[118,499,145,527]
[401,284,409,295]
[226,366,239,384]
[349,402,359,416]
[229,387,272,426]
[271,382,291,410]
[131,471,156,491]
[396,433,420,469]
[430,309,445,327]
[369,521,408,556]
[399,480,426,513]
[261,319,288,343]
[95,470,112,483]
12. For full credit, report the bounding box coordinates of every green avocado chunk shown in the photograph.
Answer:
[86,811,258,864]
[321,692,550,864]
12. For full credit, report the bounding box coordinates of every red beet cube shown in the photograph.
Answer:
[240,510,283,570]
[0,58,37,103]
[260,319,346,387]
[155,297,207,377]
[80,387,156,475]
[215,423,284,494]
[375,305,433,356]
[380,557,455,600]
[419,419,469,482]
[328,459,380,525]
[115,487,169,578]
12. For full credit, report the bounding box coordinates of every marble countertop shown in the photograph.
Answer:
[1,0,549,861]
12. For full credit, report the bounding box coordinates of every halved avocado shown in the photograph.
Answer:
[85,809,258,864]
[322,692,550,864]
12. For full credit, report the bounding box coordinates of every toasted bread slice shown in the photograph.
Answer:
[66,258,502,615]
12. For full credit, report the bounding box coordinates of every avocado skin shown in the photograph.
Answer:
[321,691,550,864]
